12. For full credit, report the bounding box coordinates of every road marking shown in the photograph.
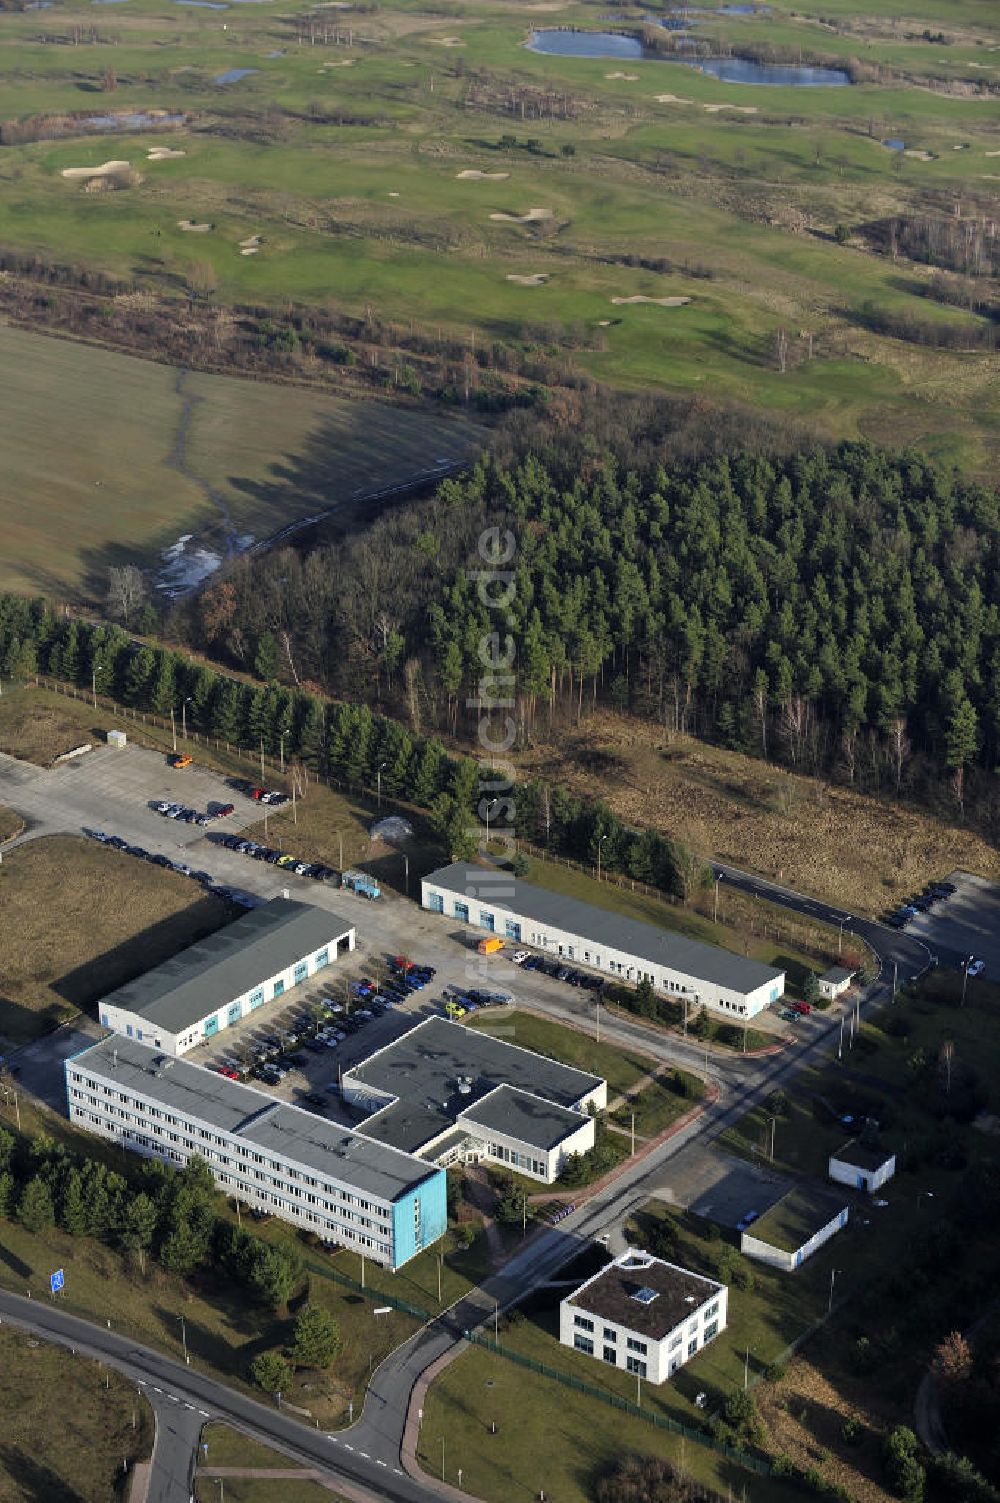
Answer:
[342,1444,354,1452]
[394,1469,404,1476]
[168,1395,179,1403]
[376,1459,388,1467]
[358,1451,370,1460]
[152,1387,163,1394]
[198,1410,210,1418]
[184,1403,195,1411]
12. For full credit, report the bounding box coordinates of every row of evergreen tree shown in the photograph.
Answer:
[0,1126,304,1310]
[0,594,700,900]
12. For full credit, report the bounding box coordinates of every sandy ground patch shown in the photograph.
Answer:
[606,70,639,80]
[178,219,213,232]
[611,294,691,306]
[905,148,934,160]
[490,207,553,223]
[147,146,186,160]
[506,272,549,285]
[704,102,758,113]
[432,34,464,45]
[239,234,262,247]
[987,150,1000,156]
[456,169,511,180]
[61,160,131,179]
[322,58,355,66]
[654,92,692,102]
[240,247,259,255]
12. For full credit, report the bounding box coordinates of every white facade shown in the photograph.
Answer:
[422,867,784,1021]
[818,967,855,1001]
[742,1200,849,1272]
[829,1146,895,1193]
[65,1038,447,1272]
[99,929,353,1057]
[559,1249,727,1384]
[453,1091,596,1182]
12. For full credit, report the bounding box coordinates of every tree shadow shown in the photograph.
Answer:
[0,1446,89,1503]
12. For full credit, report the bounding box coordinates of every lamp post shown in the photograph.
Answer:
[181,696,192,741]
[335,829,344,871]
[961,955,974,1007]
[92,658,101,709]
[838,918,847,956]
[178,1313,189,1366]
[280,731,287,775]
[714,871,722,925]
[917,1189,934,1210]
[744,1345,753,1391]
[377,761,387,811]
[484,797,499,845]
[170,705,177,752]
[827,1267,839,1315]
[403,852,409,895]
[891,960,898,1003]
[597,833,609,884]
[215,1480,225,1503]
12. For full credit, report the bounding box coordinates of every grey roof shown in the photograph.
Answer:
[830,1140,894,1172]
[567,1250,723,1341]
[68,1034,435,1204]
[100,898,354,1034]
[820,967,855,985]
[460,1084,589,1152]
[344,1015,603,1154]
[423,864,784,997]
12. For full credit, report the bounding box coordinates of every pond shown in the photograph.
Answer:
[527,30,851,82]
[214,67,259,83]
[693,55,851,84]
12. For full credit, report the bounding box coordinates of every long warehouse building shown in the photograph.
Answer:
[97,897,356,1057]
[66,1035,446,1271]
[422,863,785,1020]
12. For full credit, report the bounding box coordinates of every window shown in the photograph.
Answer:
[669,1333,682,1351]
[603,1346,617,1365]
[626,1356,647,1378]
[626,1337,647,1354]
[505,920,521,941]
[428,894,444,914]
[227,1002,241,1025]
[574,1315,594,1332]
[705,1302,719,1320]
[603,1328,617,1344]
[125,1025,133,1038]
[704,1321,719,1341]
[687,1338,698,1358]
[479,911,495,931]
[273,979,285,999]
[453,902,470,922]
[314,948,329,969]
[294,962,308,985]
[100,1015,109,1027]
[574,1335,594,1355]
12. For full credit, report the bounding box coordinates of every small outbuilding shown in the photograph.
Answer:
[818,966,855,1001]
[829,1141,896,1193]
[740,1187,849,1271]
[106,729,127,749]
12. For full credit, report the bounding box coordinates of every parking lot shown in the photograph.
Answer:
[904,869,1000,977]
[647,1144,793,1230]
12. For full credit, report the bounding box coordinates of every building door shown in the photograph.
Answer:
[857,1173,866,1189]
[203,1016,219,1037]
[454,902,470,923]
[294,961,308,985]
[273,979,285,999]
[480,912,495,931]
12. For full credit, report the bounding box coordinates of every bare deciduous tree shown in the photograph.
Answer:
[106,563,146,626]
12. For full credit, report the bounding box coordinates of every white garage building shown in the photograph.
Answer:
[98,897,355,1057]
[422,863,785,1020]
[560,1248,727,1384]
[829,1141,896,1193]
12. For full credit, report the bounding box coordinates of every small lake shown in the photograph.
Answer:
[528,30,851,83]
[693,55,850,84]
[214,67,259,83]
[88,110,186,128]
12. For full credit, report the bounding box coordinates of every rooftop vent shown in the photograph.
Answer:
[632,1286,660,1307]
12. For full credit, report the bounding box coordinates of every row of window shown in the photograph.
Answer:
[487,1141,546,1177]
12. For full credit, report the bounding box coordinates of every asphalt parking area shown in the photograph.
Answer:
[64,744,262,847]
[904,870,1000,977]
[646,1144,793,1230]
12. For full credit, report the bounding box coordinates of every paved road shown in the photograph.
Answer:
[0,742,934,1490]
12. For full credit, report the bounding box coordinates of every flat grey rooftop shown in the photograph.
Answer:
[69,1034,435,1204]
[345,1015,603,1154]
[99,897,354,1034]
[424,863,783,995]
[567,1250,723,1341]
[461,1084,588,1152]
[831,1139,894,1172]
[820,967,855,986]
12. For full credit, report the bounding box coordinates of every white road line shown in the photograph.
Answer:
[376,1459,388,1467]
[198,1410,210,1417]
[394,1469,404,1476]
[342,1444,354,1452]
[152,1387,163,1394]
[184,1403,195,1411]
[168,1395,179,1403]
[358,1451,370,1460]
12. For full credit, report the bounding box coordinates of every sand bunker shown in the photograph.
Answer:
[147,146,186,160]
[904,149,934,160]
[654,92,691,103]
[703,102,758,113]
[322,58,354,66]
[490,207,553,223]
[605,71,638,80]
[432,34,464,45]
[986,150,1000,157]
[506,272,549,285]
[240,247,259,255]
[239,234,262,248]
[61,159,130,179]
[611,294,691,307]
[388,190,400,197]
[178,219,213,232]
[457,169,511,180]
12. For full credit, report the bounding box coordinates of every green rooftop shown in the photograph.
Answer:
[744,1187,847,1254]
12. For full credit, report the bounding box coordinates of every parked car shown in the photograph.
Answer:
[169,753,193,769]
[511,950,529,965]
[213,803,236,818]
[968,959,985,977]
[736,1211,760,1233]
[790,1000,812,1015]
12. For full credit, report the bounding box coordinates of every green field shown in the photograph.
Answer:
[0,0,996,473]
[0,324,480,598]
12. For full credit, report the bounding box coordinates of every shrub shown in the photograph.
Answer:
[249,1350,292,1394]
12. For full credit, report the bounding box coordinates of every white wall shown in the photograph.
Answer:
[422,883,783,1020]
[98,932,352,1057]
[829,1154,895,1192]
[558,1279,727,1384]
[458,1105,596,1183]
[742,1206,849,1270]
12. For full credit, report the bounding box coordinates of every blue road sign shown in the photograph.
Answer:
[50,1268,65,1295]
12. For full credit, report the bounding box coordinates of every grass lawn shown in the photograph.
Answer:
[609,1068,706,1138]
[195,1422,346,1502]
[0,1324,153,1503]
[0,325,481,601]
[466,1006,652,1099]
[0,833,235,1044]
[0,807,23,843]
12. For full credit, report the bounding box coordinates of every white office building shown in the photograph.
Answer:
[98,897,355,1056]
[342,1016,605,1183]
[65,1035,446,1272]
[422,863,785,1020]
[560,1248,728,1384]
[829,1141,896,1193]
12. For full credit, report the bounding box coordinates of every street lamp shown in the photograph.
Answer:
[827,1267,839,1315]
[215,1479,225,1503]
[917,1189,935,1210]
[177,1313,189,1365]
[377,761,387,811]
[743,1345,754,1391]
[597,833,609,884]
[181,696,193,741]
[484,797,499,844]
[714,870,722,925]
[280,730,287,775]
[961,954,975,1007]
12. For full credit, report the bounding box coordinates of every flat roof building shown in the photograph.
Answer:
[66,1035,445,1271]
[560,1248,727,1384]
[829,1140,895,1194]
[422,863,785,1020]
[818,967,855,1001]
[97,897,355,1056]
[741,1187,849,1271]
[341,1015,606,1183]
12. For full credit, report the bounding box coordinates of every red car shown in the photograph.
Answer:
[791,1000,812,1015]
[213,803,236,818]
[216,1065,240,1079]
[392,955,414,973]
[249,787,266,801]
